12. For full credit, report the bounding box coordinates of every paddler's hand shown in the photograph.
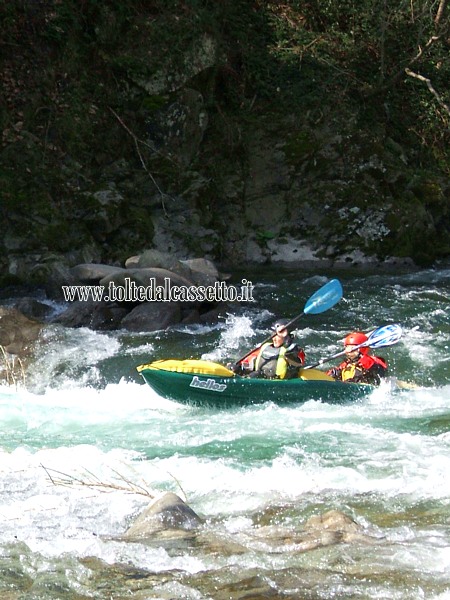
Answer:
[327,368,340,380]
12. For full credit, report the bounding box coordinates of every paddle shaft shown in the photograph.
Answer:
[303,341,370,370]
[234,279,343,367]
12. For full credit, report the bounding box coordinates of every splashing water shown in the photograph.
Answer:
[1,267,449,599]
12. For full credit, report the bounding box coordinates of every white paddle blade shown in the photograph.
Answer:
[366,324,403,348]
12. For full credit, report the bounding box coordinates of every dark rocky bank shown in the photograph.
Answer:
[1,1,449,294]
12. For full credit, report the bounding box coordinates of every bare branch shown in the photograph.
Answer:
[41,465,156,499]
[110,468,156,498]
[366,33,442,97]
[41,463,191,505]
[108,107,172,217]
[405,68,450,118]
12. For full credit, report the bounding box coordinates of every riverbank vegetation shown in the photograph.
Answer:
[1,0,449,285]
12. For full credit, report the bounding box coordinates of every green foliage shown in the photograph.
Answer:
[256,229,276,246]
[1,0,448,269]
[140,95,169,113]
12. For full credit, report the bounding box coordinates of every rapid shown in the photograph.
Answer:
[0,267,449,599]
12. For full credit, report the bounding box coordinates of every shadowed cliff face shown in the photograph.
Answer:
[1,1,449,288]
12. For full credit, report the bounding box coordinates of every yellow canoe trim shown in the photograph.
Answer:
[137,360,336,382]
[299,368,335,382]
[137,359,235,377]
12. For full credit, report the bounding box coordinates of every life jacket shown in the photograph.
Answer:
[239,349,259,372]
[255,342,289,379]
[338,354,387,382]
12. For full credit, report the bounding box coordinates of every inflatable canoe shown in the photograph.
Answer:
[136,359,376,407]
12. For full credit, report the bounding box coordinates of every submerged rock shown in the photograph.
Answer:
[123,492,203,541]
[304,509,361,534]
[249,509,379,553]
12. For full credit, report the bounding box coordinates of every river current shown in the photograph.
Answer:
[0,267,449,599]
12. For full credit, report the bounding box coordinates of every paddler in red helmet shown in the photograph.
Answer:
[327,331,388,385]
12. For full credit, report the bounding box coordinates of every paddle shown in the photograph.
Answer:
[303,323,403,370]
[234,278,343,367]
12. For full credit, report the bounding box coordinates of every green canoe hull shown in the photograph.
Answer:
[137,367,375,408]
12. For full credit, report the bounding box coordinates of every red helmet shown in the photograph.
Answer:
[344,332,369,354]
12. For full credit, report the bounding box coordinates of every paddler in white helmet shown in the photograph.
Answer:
[244,318,305,379]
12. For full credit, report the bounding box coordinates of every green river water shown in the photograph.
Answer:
[0,266,449,599]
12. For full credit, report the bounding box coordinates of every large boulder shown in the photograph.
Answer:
[13,297,53,321]
[54,257,227,332]
[125,252,225,286]
[123,492,203,541]
[0,307,42,385]
[0,307,42,355]
[180,257,221,286]
[52,299,129,330]
[125,249,184,271]
[70,263,126,284]
[99,267,195,290]
[120,301,181,332]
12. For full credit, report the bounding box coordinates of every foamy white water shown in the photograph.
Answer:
[0,268,449,598]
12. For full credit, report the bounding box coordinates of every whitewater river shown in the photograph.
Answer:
[0,267,449,599]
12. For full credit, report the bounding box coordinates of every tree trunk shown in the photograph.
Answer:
[435,0,448,26]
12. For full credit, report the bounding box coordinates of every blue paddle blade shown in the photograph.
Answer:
[366,324,403,348]
[303,279,343,315]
